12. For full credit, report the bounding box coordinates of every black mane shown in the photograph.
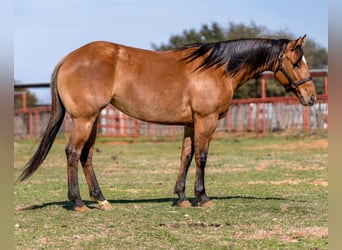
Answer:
[179,38,290,77]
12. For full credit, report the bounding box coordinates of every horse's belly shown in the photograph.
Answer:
[110,96,193,126]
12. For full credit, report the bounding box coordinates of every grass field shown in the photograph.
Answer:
[14,131,328,249]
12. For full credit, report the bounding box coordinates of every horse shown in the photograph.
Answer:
[18,35,316,211]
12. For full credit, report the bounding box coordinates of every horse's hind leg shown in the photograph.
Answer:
[80,117,112,210]
[174,126,194,207]
[66,116,100,211]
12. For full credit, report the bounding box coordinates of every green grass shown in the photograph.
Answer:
[14,131,328,249]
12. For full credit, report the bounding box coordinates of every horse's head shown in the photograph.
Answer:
[274,35,316,106]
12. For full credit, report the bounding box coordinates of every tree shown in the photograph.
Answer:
[152,22,328,98]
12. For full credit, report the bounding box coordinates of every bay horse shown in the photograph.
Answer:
[18,35,316,211]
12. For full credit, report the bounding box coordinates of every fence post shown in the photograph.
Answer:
[121,112,127,136]
[256,103,260,137]
[261,78,266,134]
[324,75,328,129]
[170,126,175,141]
[227,109,231,132]
[29,112,33,138]
[134,119,139,137]
[22,92,27,111]
[34,110,39,138]
[248,103,253,131]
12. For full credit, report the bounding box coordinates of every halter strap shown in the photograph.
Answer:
[275,45,312,92]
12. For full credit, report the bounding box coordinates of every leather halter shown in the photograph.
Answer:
[274,45,312,92]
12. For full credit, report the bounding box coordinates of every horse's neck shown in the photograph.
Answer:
[231,63,272,91]
[234,42,281,87]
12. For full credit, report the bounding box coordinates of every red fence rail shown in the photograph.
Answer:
[14,70,328,140]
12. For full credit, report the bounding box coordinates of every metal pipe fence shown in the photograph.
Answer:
[14,70,328,140]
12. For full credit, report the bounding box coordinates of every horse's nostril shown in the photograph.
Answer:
[311,95,317,104]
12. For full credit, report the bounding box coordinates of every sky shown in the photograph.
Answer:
[14,0,328,104]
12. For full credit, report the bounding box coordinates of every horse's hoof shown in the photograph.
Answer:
[200,200,215,207]
[74,205,91,212]
[98,200,113,211]
[177,200,192,208]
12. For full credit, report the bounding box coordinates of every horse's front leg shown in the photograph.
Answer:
[193,114,218,207]
[174,126,194,207]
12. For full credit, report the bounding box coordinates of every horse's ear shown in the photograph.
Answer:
[289,35,307,51]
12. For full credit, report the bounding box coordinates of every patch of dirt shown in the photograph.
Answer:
[312,180,328,187]
[109,188,152,194]
[158,221,226,229]
[14,204,35,212]
[54,224,113,248]
[210,164,248,173]
[245,179,328,186]
[246,139,328,151]
[99,140,135,145]
[234,224,328,243]
[158,221,327,243]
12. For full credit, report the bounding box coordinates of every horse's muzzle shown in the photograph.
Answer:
[300,95,316,106]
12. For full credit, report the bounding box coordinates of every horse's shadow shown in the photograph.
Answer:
[15,195,290,212]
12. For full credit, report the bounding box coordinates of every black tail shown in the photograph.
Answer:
[17,61,65,182]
